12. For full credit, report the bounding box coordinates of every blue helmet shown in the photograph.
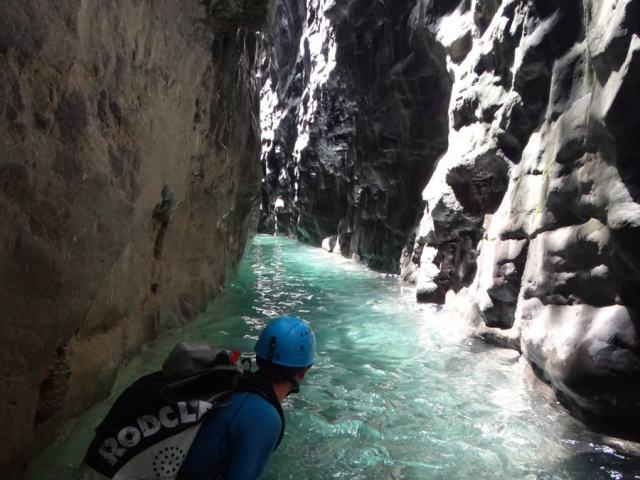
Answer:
[254,316,315,368]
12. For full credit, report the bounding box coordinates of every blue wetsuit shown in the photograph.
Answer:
[179,390,282,480]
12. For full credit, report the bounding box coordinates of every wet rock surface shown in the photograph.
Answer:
[259,0,451,271]
[0,1,267,477]
[411,0,640,435]
[261,0,640,436]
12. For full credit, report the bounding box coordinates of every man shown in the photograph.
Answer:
[177,316,315,479]
[81,316,315,480]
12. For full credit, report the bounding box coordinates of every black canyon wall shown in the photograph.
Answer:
[259,0,452,271]
[0,1,273,477]
[259,0,640,436]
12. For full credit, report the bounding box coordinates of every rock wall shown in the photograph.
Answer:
[410,0,640,436]
[259,0,451,271]
[260,0,640,436]
[0,0,272,477]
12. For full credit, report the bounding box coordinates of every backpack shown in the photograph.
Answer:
[81,342,284,480]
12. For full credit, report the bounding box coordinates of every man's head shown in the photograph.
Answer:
[254,316,315,393]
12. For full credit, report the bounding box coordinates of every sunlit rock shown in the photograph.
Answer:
[519,299,640,432]
[322,235,337,252]
[406,0,640,433]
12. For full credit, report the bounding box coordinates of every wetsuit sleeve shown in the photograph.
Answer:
[226,395,282,480]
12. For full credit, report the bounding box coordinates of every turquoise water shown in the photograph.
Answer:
[27,235,640,480]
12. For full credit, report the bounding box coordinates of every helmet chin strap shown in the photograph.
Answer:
[286,375,300,396]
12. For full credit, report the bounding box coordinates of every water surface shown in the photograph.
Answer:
[28,235,640,479]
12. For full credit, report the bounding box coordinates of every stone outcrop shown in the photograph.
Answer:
[410,0,640,435]
[260,0,640,436]
[0,0,272,477]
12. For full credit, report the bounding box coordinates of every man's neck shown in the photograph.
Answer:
[271,382,293,403]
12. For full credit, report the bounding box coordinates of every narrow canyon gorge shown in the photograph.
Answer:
[1,0,639,478]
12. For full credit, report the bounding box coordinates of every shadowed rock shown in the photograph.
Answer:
[258,0,451,272]
[0,0,271,477]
